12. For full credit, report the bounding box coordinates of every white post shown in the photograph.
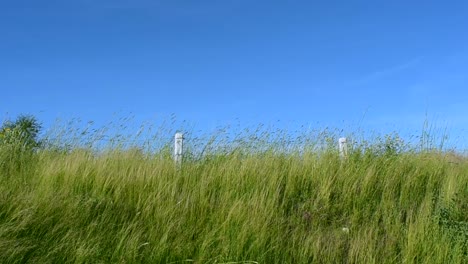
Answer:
[174,132,184,166]
[339,137,348,159]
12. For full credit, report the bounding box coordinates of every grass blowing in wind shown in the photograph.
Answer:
[0,115,467,263]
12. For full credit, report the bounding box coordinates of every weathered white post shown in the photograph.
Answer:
[339,137,348,159]
[174,132,184,166]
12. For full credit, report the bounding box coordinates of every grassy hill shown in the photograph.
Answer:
[0,129,467,263]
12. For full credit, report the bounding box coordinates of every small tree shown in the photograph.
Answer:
[0,115,42,150]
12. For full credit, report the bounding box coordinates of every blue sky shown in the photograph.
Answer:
[1,1,467,149]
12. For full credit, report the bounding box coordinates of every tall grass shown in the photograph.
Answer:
[0,122,467,263]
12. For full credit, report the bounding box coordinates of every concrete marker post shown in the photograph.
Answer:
[339,137,348,160]
[174,132,184,167]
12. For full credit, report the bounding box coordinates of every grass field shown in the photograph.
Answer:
[0,125,467,263]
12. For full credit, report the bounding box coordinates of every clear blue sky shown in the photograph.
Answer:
[1,1,467,148]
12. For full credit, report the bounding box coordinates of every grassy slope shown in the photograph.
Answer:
[0,146,467,263]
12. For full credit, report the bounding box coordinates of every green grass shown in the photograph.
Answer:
[0,127,467,263]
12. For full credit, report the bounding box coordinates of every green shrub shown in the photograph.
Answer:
[0,115,41,175]
[0,115,41,150]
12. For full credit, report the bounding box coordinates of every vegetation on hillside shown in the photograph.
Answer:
[0,115,466,263]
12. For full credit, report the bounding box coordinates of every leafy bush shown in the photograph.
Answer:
[0,115,41,150]
[437,192,468,255]
[0,115,41,175]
